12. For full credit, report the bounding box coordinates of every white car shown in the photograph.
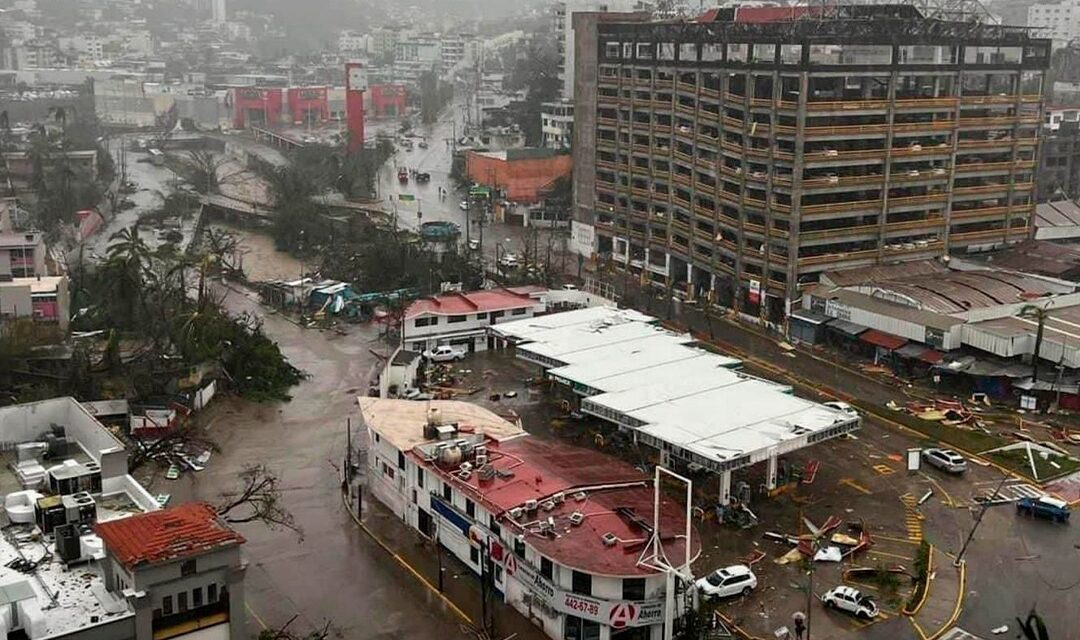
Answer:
[821,586,879,619]
[459,201,469,211]
[824,401,859,419]
[422,345,467,362]
[922,448,967,474]
[695,564,757,599]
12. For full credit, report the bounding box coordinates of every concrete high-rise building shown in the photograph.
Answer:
[212,0,226,24]
[554,0,651,100]
[573,5,1049,323]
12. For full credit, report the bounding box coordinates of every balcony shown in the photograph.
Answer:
[798,247,879,266]
[801,198,882,216]
[958,116,1034,127]
[634,75,654,87]
[597,116,617,128]
[700,85,720,99]
[677,81,697,94]
[749,97,773,108]
[673,173,692,188]
[696,181,717,197]
[954,160,1035,174]
[887,193,948,209]
[595,159,616,171]
[959,94,1041,105]
[676,102,696,117]
[952,182,1023,196]
[799,217,944,242]
[956,137,1038,150]
[153,598,230,640]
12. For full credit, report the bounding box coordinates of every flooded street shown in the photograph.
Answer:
[207,222,304,283]
[151,280,473,639]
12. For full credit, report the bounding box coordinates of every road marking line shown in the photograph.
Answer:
[873,463,896,475]
[875,534,921,544]
[840,478,873,494]
[869,550,915,560]
[245,602,269,630]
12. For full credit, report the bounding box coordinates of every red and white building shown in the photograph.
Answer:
[360,398,700,640]
[402,287,547,353]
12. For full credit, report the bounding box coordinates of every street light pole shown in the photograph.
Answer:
[955,472,1010,567]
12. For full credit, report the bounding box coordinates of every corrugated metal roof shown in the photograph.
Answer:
[964,240,1080,278]
[821,260,949,287]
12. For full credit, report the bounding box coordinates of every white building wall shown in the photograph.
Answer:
[404,303,545,352]
[364,427,673,640]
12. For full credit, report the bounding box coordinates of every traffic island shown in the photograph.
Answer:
[906,548,966,640]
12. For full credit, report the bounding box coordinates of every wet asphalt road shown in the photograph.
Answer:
[161,282,472,639]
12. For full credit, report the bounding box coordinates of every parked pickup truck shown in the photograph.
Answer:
[1017,495,1071,523]
[422,345,467,362]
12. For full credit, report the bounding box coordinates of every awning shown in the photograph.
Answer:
[894,344,945,365]
[917,349,944,365]
[859,329,907,351]
[895,344,926,359]
[940,357,1032,378]
[791,309,830,325]
[827,319,868,337]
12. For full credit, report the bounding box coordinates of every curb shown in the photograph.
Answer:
[340,488,474,626]
[924,559,966,640]
[901,543,934,617]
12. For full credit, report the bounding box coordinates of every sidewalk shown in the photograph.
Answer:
[909,550,965,640]
[344,485,547,640]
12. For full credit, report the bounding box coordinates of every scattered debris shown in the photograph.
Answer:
[991,625,1008,635]
[918,489,934,506]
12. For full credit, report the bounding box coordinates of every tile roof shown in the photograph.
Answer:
[94,503,245,570]
[405,288,539,319]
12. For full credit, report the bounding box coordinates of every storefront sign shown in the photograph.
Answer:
[504,554,664,628]
[238,88,263,100]
[748,279,761,305]
[825,298,852,322]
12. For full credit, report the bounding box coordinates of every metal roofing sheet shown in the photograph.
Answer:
[859,329,907,351]
[828,319,868,336]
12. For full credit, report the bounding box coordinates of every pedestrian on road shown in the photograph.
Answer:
[793,612,805,640]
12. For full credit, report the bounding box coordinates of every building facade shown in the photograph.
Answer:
[1026,0,1080,47]
[1037,108,1080,200]
[403,288,546,353]
[361,398,698,640]
[541,100,575,149]
[575,6,1049,323]
[555,0,652,100]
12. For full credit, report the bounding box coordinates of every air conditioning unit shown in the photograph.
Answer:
[569,512,584,526]
[539,520,554,534]
[475,454,488,467]
[573,491,587,502]
[459,462,473,475]
[508,507,524,519]
[602,532,618,547]
[474,445,487,458]
[552,492,565,504]
[541,500,555,511]
[524,499,539,511]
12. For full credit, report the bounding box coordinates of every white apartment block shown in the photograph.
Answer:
[1027,0,1080,46]
[555,0,651,99]
[541,100,574,149]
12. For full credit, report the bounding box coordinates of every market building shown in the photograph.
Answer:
[360,397,700,640]
[572,4,1050,325]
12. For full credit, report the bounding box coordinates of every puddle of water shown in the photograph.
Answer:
[208,222,304,283]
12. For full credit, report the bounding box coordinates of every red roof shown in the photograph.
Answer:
[94,503,245,570]
[859,329,907,351]
[415,436,700,576]
[405,288,539,319]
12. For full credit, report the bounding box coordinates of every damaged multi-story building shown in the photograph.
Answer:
[572,4,1050,324]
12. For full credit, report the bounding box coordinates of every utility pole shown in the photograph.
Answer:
[955,472,1010,567]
